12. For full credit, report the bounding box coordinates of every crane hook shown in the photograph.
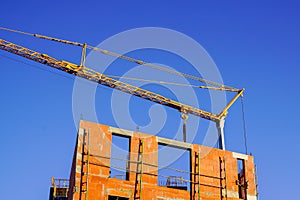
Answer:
[181,113,189,142]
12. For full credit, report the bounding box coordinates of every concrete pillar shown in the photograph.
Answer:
[216,118,225,150]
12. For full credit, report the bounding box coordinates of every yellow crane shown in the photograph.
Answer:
[0,27,244,149]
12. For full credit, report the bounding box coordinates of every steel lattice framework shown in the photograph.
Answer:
[0,38,244,122]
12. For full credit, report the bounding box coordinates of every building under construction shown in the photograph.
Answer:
[48,120,257,200]
[0,27,258,200]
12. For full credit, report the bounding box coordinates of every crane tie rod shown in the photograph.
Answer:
[0,27,239,92]
[106,75,238,91]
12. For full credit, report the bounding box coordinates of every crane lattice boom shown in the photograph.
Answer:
[0,39,231,121]
[0,38,239,121]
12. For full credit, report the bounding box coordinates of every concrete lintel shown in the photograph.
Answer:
[247,194,257,200]
[232,152,248,160]
[106,188,132,198]
[76,152,82,161]
[108,127,133,137]
[78,128,85,136]
[225,190,239,198]
[76,166,81,173]
[157,137,192,149]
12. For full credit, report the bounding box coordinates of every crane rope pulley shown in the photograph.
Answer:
[0,27,245,149]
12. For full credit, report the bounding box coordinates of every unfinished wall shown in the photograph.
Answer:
[68,120,257,200]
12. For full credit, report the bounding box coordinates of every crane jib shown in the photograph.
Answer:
[0,38,239,122]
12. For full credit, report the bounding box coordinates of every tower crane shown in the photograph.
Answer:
[0,27,244,150]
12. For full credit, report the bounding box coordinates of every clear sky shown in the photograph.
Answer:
[0,0,299,199]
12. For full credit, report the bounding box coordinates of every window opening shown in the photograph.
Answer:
[237,159,247,199]
[157,143,191,191]
[110,134,130,180]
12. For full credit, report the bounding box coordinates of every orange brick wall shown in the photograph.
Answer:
[68,120,257,200]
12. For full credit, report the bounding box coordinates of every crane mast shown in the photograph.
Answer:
[0,33,244,150]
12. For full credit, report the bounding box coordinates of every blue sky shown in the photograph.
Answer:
[0,0,299,199]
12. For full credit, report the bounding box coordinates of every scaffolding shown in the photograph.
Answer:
[49,177,69,200]
[77,144,229,200]
[79,129,90,200]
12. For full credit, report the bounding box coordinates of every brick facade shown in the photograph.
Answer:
[68,120,257,200]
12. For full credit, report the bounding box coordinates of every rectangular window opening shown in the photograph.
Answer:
[157,143,191,191]
[237,159,247,199]
[110,133,131,180]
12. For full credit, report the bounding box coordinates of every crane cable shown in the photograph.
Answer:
[241,95,248,155]
[106,75,240,91]
[0,27,239,92]
[107,75,207,88]
[0,51,206,89]
[0,51,228,90]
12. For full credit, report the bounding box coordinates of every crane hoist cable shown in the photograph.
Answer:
[241,95,248,155]
[0,27,239,92]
